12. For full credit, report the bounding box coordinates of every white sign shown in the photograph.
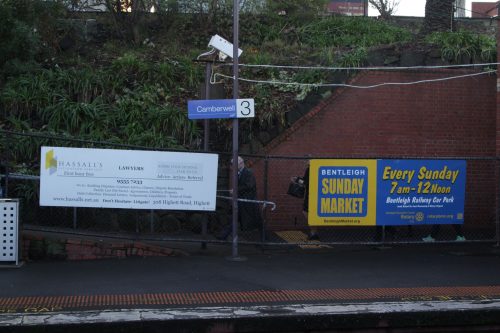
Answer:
[236,99,254,118]
[40,147,219,211]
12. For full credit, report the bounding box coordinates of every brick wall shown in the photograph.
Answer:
[471,2,499,18]
[22,232,186,261]
[251,70,497,230]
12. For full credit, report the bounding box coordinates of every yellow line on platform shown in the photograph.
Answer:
[2,286,500,314]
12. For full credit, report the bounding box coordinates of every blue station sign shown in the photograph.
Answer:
[188,99,255,120]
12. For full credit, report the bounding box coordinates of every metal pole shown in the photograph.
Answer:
[201,62,211,250]
[73,207,77,230]
[262,157,269,242]
[4,166,8,197]
[150,209,154,233]
[230,0,243,260]
[496,160,500,247]
[496,17,500,248]
[135,212,139,233]
[204,63,211,151]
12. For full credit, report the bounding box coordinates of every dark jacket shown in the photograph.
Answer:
[238,167,257,199]
[303,166,309,212]
[237,167,261,231]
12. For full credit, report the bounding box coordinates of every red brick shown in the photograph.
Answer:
[66,239,81,245]
[133,242,147,249]
[81,240,96,247]
[254,69,497,229]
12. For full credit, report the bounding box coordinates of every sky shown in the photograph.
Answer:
[368,0,499,17]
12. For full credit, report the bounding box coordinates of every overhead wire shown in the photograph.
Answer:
[222,62,500,71]
[207,2,498,68]
[213,62,498,89]
[398,2,494,19]
[455,5,499,18]
[0,129,230,156]
[211,3,499,88]
[456,6,495,18]
[213,69,496,89]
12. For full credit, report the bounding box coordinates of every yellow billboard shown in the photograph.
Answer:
[308,159,377,226]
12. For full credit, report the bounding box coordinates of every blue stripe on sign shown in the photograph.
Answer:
[188,99,237,119]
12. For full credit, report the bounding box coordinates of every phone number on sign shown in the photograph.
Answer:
[116,179,143,185]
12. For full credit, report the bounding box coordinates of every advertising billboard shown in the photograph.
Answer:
[308,159,466,226]
[40,147,219,211]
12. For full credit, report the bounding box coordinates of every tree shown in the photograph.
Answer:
[102,0,156,43]
[0,0,66,71]
[368,0,399,20]
[420,0,454,36]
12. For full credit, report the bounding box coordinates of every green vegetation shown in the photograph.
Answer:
[425,30,496,63]
[0,0,497,181]
[299,17,410,48]
[2,56,201,159]
[0,0,67,71]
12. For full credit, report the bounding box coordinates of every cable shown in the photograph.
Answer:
[455,5,496,18]
[456,4,499,18]
[213,69,496,89]
[210,63,225,84]
[0,129,232,157]
[0,129,161,150]
[223,62,499,71]
[196,48,216,60]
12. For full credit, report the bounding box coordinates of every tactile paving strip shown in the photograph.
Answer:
[1,286,500,312]
[275,231,331,249]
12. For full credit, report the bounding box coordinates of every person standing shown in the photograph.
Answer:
[236,156,262,232]
[299,160,319,240]
[217,156,262,240]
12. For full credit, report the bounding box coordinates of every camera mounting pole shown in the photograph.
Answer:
[229,0,246,261]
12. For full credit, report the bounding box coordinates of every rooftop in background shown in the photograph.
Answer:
[367,0,497,18]
[471,1,499,17]
[67,0,498,19]
[327,0,368,16]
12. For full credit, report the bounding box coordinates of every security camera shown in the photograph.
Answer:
[208,34,243,60]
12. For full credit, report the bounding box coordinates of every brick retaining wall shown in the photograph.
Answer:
[21,232,186,261]
[251,70,497,229]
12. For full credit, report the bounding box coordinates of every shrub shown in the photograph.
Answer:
[425,30,497,63]
[0,0,68,68]
[298,16,411,48]
[0,2,40,68]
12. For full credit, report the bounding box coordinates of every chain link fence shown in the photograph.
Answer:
[1,131,499,247]
[250,156,498,245]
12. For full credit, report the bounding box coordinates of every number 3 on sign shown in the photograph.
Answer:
[236,99,255,118]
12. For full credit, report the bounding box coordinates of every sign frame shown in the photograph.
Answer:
[188,99,254,119]
[307,159,466,227]
[40,147,219,211]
